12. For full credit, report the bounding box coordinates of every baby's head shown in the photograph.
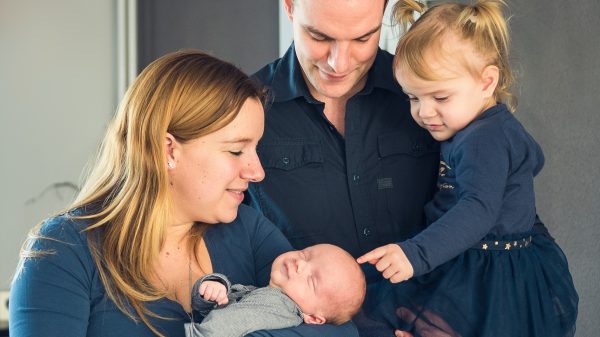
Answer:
[269,244,366,325]
[392,0,514,140]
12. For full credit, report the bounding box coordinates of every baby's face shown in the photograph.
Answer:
[269,244,358,321]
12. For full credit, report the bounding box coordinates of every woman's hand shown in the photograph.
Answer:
[357,244,414,283]
[199,280,229,305]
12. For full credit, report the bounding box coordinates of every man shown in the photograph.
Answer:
[246,0,439,336]
[249,0,437,278]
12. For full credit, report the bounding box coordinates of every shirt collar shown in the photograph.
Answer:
[270,43,311,102]
[270,43,402,103]
[360,48,402,95]
[475,103,508,122]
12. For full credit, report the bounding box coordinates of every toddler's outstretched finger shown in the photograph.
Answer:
[357,246,386,264]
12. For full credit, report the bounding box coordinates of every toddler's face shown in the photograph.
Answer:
[269,244,355,322]
[395,50,498,142]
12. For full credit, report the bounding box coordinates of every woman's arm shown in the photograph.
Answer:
[9,217,93,337]
[245,206,293,287]
[246,321,360,337]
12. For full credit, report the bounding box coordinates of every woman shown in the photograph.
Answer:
[9,50,357,337]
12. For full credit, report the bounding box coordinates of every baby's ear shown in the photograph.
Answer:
[303,313,326,325]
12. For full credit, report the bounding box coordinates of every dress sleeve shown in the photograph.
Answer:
[9,217,95,337]
[400,131,511,276]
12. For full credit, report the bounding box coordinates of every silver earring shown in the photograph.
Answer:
[167,161,175,169]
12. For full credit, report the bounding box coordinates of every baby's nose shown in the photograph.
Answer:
[295,258,307,273]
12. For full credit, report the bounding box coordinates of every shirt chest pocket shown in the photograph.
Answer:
[257,140,330,245]
[378,131,438,159]
[259,141,323,171]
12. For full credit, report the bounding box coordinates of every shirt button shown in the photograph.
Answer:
[352,174,360,182]
[328,125,334,131]
[362,228,372,237]
[282,157,290,165]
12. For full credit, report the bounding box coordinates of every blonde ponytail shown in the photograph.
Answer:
[393,0,517,111]
[458,0,515,110]
[393,0,427,31]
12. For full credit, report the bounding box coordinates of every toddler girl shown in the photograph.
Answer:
[358,1,578,336]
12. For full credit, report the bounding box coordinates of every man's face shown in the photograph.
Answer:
[285,0,385,101]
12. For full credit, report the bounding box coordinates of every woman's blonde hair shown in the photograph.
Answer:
[20,50,265,336]
[393,0,516,111]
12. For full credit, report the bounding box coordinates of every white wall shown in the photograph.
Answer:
[278,1,293,56]
[0,0,118,289]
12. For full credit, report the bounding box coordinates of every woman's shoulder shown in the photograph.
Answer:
[37,210,91,244]
[16,209,97,287]
[29,210,103,266]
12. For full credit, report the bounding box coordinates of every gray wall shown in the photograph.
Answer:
[0,0,117,291]
[508,1,600,335]
[137,0,279,74]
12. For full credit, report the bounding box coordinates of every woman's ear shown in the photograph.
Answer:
[481,65,500,99]
[303,313,326,325]
[165,133,177,170]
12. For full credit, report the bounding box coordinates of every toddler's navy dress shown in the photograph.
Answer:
[366,104,578,337]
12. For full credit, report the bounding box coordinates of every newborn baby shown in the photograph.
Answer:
[185,244,366,337]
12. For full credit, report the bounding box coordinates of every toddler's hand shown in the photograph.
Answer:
[357,244,414,283]
[199,280,229,305]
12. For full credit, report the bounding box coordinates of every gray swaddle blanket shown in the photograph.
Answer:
[185,273,303,337]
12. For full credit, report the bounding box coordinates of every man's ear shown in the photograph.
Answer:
[283,0,294,21]
[481,65,499,100]
[303,313,326,325]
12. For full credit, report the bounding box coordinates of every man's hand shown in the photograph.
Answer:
[395,307,461,337]
[199,280,229,305]
[357,244,414,283]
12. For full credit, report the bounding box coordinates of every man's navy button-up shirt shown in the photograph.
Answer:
[246,45,439,278]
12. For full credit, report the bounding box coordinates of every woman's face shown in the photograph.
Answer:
[168,98,265,225]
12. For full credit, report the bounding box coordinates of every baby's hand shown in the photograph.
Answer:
[357,244,414,283]
[199,280,229,305]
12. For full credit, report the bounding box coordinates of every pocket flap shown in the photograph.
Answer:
[378,131,438,158]
[259,140,323,171]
